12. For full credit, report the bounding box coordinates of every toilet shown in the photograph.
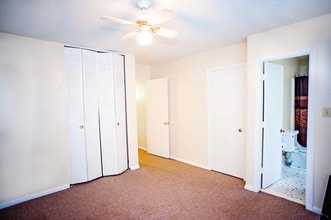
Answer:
[282,130,299,152]
[282,130,307,169]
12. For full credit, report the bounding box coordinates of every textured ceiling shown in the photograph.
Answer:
[1,0,331,64]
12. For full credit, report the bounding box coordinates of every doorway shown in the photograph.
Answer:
[136,80,148,151]
[135,78,170,161]
[261,55,310,205]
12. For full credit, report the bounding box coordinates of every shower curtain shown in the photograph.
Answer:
[295,76,308,147]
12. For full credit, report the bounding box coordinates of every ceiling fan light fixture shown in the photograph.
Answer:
[136,0,151,10]
[136,30,153,46]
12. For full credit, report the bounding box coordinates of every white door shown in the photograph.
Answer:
[81,50,102,181]
[208,65,245,179]
[98,53,128,175]
[146,78,170,158]
[97,53,118,175]
[113,54,128,173]
[64,48,102,183]
[262,62,284,188]
[64,47,88,184]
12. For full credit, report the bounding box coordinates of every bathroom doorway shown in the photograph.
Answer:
[261,55,310,205]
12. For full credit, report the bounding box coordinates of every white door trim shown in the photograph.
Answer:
[207,63,247,175]
[253,48,317,212]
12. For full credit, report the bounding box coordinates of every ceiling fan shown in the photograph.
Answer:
[100,0,178,45]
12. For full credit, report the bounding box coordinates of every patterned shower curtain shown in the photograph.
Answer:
[295,76,309,147]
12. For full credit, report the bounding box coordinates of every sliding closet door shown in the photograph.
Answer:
[82,50,102,181]
[97,53,118,175]
[64,48,88,184]
[113,54,128,173]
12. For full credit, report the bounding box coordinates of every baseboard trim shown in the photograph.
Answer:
[170,156,209,170]
[312,206,322,214]
[0,184,70,209]
[130,165,140,170]
[138,146,147,151]
[244,184,259,192]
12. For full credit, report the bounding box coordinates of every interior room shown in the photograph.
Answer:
[1,0,331,219]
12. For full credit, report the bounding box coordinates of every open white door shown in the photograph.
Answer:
[208,65,245,178]
[262,62,284,188]
[146,78,170,158]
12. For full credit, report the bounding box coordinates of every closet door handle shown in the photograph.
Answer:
[79,125,84,129]
[117,122,120,126]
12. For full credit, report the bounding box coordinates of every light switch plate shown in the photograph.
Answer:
[323,108,331,117]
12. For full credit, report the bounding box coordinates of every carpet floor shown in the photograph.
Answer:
[0,150,319,220]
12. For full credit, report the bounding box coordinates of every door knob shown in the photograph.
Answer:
[117,122,120,126]
[280,129,285,133]
[80,125,84,129]
[238,128,242,132]
[163,122,169,125]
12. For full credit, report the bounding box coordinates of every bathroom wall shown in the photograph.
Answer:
[271,56,309,131]
[271,58,299,131]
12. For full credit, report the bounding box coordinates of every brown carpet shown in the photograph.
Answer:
[0,150,319,220]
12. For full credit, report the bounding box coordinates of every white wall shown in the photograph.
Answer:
[0,33,139,207]
[271,58,299,131]
[150,42,246,168]
[125,55,140,170]
[0,33,69,206]
[135,64,150,149]
[246,13,331,211]
[136,81,147,148]
[136,64,151,80]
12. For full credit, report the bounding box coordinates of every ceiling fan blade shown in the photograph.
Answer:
[148,9,175,25]
[155,27,178,39]
[100,16,134,25]
[121,31,137,40]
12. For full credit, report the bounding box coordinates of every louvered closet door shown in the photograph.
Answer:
[82,50,102,181]
[64,47,88,184]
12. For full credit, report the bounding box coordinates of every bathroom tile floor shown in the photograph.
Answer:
[262,165,306,204]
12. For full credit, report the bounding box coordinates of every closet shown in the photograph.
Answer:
[63,47,128,184]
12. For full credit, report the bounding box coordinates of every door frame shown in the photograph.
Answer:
[207,63,247,176]
[255,48,317,211]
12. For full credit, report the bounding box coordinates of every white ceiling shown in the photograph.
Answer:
[1,0,331,64]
